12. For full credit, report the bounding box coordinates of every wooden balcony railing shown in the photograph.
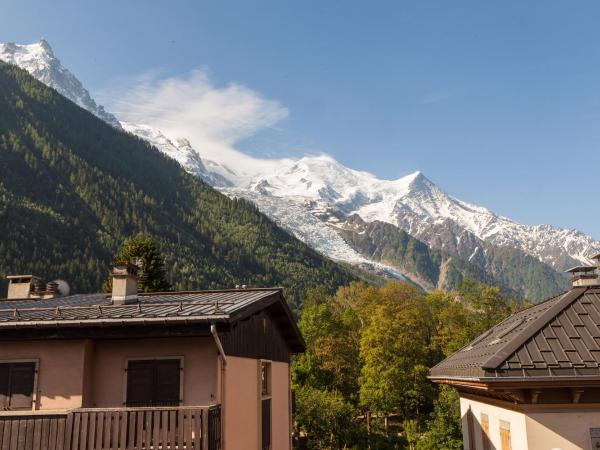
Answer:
[0,405,221,450]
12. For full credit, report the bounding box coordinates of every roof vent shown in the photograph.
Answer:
[566,265,598,287]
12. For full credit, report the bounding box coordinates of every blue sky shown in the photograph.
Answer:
[2,0,600,238]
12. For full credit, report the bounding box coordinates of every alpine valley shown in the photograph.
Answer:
[3,40,599,301]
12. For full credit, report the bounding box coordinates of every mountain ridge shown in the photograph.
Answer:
[0,61,356,312]
[3,40,598,300]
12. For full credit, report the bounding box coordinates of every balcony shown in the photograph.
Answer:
[0,405,221,450]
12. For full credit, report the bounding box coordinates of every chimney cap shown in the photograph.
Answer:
[591,253,600,262]
[112,262,139,277]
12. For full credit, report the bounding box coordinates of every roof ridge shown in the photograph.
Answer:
[138,287,283,296]
[481,286,588,369]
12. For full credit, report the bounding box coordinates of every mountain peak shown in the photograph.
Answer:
[36,39,54,55]
[0,40,121,128]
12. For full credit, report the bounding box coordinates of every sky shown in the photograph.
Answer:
[1,0,600,238]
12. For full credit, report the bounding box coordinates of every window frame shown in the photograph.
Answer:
[259,360,272,450]
[123,356,184,407]
[260,360,271,397]
[499,420,512,450]
[0,359,39,411]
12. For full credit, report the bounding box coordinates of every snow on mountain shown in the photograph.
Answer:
[246,156,600,269]
[4,39,599,280]
[120,122,232,187]
[0,40,121,128]
[224,187,407,279]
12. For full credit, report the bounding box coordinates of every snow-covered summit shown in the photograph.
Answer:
[242,155,600,268]
[0,40,121,128]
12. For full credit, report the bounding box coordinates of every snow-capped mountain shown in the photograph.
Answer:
[120,122,231,187]
[4,39,599,296]
[244,155,599,270]
[0,40,120,128]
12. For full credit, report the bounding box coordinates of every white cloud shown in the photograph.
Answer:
[97,68,291,176]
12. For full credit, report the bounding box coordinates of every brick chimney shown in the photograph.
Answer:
[566,265,598,287]
[111,262,139,305]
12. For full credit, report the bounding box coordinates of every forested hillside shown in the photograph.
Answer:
[339,216,569,300]
[0,62,355,310]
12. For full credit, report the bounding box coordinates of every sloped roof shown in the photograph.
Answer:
[429,285,600,381]
[0,288,305,352]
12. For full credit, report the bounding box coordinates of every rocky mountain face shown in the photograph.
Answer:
[0,41,121,128]
[4,40,598,300]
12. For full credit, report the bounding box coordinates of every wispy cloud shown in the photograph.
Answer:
[96,68,291,174]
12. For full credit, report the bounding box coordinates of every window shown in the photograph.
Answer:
[260,361,272,450]
[500,420,512,450]
[261,361,271,396]
[0,362,36,410]
[126,359,181,407]
[481,413,491,450]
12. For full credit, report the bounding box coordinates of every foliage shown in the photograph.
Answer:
[102,234,171,293]
[402,419,419,450]
[0,62,356,310]
[359,283,435,418]
[293,280,515,449]
[294,386,359,450]
[416,386,463,450]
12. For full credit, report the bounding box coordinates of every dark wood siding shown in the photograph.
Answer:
[220,310,290,362]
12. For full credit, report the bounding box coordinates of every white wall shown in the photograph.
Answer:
[460,396,528,450]
[460,395,600,450]
[526,410,600,450]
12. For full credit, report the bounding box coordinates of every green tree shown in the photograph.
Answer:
[403,419,420,450]
[103,234,171,293]
[359,282,435,420]
[294,386,358,450]
[416,386,463,450]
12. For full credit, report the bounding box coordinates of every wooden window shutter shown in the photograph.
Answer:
[0,364,9,410]
[261,398,271,450]
[154,360,180,406]
[127,360,155,406]
[8,363,35,410]
[500,420,512,450]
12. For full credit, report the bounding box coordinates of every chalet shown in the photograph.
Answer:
[0,263,305,450]
[430,254,600,450]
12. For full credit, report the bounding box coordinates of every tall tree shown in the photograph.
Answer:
[103,234,171,293]
[358,282,435,419]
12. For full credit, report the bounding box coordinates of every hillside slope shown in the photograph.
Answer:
[0,62,355,310]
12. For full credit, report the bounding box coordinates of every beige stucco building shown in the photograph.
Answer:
[0,263,305,450]
[430,256,600,450]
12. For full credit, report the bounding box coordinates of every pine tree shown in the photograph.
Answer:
[102,234,171,293]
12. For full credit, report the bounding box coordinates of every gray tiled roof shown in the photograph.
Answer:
[429,286,600,380]
[0,289,281,326]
